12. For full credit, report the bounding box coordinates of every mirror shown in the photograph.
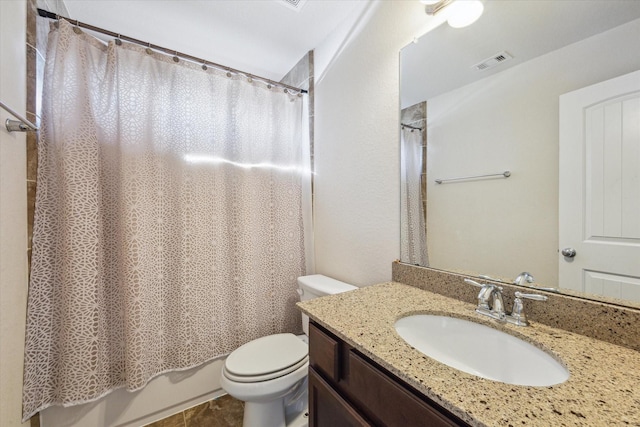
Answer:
[400,0,640,307]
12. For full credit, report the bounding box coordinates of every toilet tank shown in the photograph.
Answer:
[297,274,357,335]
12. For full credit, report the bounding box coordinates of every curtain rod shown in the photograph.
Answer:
[36,8,308,95]
[1,100,39,132]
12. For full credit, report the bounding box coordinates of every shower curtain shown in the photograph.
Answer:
[22,20,311,419]
[400,127,428,266]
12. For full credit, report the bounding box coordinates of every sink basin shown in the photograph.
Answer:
[394,315,569,386]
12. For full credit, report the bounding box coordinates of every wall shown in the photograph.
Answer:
[0,0,30,426]
[313,1,439,286]
[426,19,640,286]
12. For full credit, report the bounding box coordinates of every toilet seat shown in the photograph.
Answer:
[224,333,309,383]
[223,356,309,383]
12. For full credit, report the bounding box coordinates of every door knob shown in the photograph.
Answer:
[561,248,576,258]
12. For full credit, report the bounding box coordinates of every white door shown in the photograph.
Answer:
[559,70,640,302]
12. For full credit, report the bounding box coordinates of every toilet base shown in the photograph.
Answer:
[285,406,309,427]
[241,381,308,427]
[284,377,308,427]
[243,399,286,427]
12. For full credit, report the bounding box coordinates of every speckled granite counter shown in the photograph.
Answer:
[297,282,640,427]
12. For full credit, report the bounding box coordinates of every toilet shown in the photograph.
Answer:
[220,274,357,427]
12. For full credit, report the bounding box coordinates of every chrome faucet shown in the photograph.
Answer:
[464,279,506,321]
[465,278,548,326]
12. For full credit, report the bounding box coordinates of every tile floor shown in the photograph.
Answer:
[145,395,244,427]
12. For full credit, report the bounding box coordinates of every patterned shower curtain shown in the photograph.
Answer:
[22,20,311,419]
[400,127,428,266]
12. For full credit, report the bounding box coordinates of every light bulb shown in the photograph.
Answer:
[447,0,484,28]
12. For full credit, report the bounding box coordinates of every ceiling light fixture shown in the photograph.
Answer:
[424,0,484,29]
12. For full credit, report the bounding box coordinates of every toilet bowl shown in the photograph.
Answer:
[220,275,357,427]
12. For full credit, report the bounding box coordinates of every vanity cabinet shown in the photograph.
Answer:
[308,322,469,427]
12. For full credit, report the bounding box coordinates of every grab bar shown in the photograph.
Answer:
[435,170,510,184]
[1,100,39,132]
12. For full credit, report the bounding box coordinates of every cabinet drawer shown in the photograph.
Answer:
[309,367,371,427]
[348,351,463,427]
[309,322,340,382]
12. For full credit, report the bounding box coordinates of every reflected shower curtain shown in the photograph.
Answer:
[23,20,311,419]
[400,127,428,266]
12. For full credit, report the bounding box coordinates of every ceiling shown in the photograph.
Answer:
[401,0,640,108]
[62,0,370,82]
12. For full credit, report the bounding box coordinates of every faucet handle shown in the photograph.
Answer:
[515,291,548,301]
[478,274,508,284]
[507,292,548,326]
[465,278,490,310]
[464,278,484,288]
[465,278,502,291]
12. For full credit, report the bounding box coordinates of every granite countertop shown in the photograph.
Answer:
[297,282,640,427]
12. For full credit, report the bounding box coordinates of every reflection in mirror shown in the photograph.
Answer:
[400,102,428,266]
[400,0,640,307]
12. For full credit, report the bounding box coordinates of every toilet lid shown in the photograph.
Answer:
[225,333,309,378]
[223,356,308,383]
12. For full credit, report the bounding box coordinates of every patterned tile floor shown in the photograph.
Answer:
[145,395,244,427]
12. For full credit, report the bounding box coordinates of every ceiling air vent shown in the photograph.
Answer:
[278,0,308,12]
[472,51,513,71]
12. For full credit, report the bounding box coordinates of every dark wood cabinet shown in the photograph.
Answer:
[309,367,372,427]
[308,322,470,427]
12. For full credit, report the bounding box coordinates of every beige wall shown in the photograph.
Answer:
[0,1,30,426]
[313,1,439,286]
[426,19,640,287]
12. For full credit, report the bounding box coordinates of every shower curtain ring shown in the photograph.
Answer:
[115,34,122,46]
[146,43,152,55]
[173,51,179,63]
[202,61,208,71]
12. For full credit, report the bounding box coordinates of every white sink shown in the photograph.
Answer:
[394,315,569,386]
